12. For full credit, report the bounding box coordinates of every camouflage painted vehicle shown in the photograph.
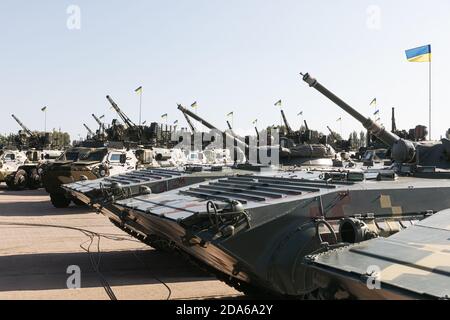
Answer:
[42,147,139,208]
[64,73,450,299]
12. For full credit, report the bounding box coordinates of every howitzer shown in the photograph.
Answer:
[92,114,105,133]
[106,95,137,129]
[280,110,293,136]
[11,114,34,137]
[177,104,249,151]
[326,126,339,141]
[83,124,94,136]
[301,73,416,164]
[183,112,196,133]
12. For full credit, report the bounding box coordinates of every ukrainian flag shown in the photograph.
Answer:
[405,45,431,62]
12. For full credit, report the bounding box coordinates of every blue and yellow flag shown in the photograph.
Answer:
[405,45,431,62]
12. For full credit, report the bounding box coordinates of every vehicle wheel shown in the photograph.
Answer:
[28,168,41,190]
[72,199,86,206]
[5,176,13,188]
[9,170,28,190]
[50,193,71,208]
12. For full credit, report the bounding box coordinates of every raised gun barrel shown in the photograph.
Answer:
[301,73,416,163]
[280,110,293,135]
[106,95,137,129]
[177,104,249,150]
[11,114,34,137]
[83,124,94,136]
[327,126,339,141]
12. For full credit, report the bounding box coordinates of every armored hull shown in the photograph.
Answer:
[67,167,450,297]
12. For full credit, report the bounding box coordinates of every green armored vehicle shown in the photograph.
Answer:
[63,73,450,299]
[42,146,139,208]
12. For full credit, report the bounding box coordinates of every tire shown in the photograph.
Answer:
[50,193,71,208]
[9,169,28,191]
[28,168,41,190]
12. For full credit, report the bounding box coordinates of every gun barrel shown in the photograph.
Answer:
[178,104,218,131]
[301,73,399,147]
[106,95,136,129]
[83,124,94,135]
[327,126,338,140]
[11,114,33,136]
[280,110,293,135]
[177,104,248,149]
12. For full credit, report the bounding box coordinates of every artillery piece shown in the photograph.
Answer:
[301,73,450,172]
[11,114,51,150]
[105,95,176,148]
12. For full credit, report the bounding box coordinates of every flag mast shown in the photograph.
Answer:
[429,58,432,140]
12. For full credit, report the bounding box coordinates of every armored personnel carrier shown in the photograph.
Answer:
[0,150,27,184]
[65,73,450,299]
[4,114,65,190]
[5,149,63,190]
[42,147,140,207]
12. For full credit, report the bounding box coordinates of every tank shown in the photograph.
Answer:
[63,73,450,300]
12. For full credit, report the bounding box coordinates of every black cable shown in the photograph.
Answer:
[0,221,171,300]
[131,250,172,300]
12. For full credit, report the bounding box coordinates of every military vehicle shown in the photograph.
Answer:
[106,95,178,148]
[64,73,450,299]
[10,114,52,150]
[4,114,65,190]
[177,104,247,164]
[178,103,337,167]
[5,149,63,190]
[0,150,27,184]
[42,147,140,207]
[278,109,336,166]
[42,144,187,208]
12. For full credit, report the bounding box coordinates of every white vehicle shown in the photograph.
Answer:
[4,149,64,190]
[185,150,207,165]
[204,148,234,165]
[0,150,27,182]
[75,148,138,178]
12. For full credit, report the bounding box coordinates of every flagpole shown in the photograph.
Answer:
[44,109,47,133]
[139,90,142,126]
[429,59,432,140]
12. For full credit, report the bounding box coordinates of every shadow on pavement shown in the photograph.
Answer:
[0,249,213,292]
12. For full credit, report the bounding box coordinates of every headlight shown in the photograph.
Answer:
[99,169,106,177]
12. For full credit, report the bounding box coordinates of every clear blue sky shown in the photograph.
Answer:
[1,0,449,140]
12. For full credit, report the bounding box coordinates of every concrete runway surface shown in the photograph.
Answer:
[0,184,242,300]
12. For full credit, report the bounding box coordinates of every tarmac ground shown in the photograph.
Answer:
[0,184,242,300]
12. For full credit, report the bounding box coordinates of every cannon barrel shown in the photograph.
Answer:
[280,110,293,135]
[178,104,219,132]
[301,73,416,163]
[303,120,309,131]
[327,126,339,141]
[11,114,34,137]
[177,104,249,150]
[301,73,399,147]
[106,95,137,129]
[83,124,94,136]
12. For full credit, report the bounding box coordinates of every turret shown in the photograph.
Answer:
[301,73,416,163]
